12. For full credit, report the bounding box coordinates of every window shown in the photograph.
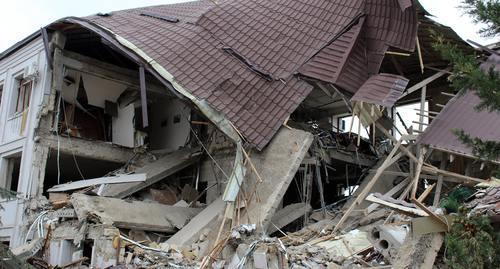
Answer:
[338,115,369,138]
[0,83,3,108]
[14,79,32,113]
[394,102,429,139]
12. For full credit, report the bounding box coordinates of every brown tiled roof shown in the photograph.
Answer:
[351,73,409,107]
[78,0,418,150]
[418,90,500,159]
[418,53,500,159]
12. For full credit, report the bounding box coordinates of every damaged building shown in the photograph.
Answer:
[0,0,498,268]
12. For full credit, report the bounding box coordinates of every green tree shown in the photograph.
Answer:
[433,2,500,268]
[433,0,500,177]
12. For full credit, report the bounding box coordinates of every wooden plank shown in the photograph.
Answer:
[365,177,411,215]
[400,69,449,99]
[433,153,447,207]
[421,165,487,185]
[417,183,436,203]
[411,198,449,229]
[47,174,147,192]
[411,149,425,199]
[366,194,428,217]
[416,36,425,74]
[419,85,426,132]
[333,139,403,233]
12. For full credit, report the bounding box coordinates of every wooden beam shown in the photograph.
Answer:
[413,108,439,115]
[61,50,171,97]
[424,65,453,74]
[411,198,449,229]
[419,85,426,132]
[416,37,425,74]
[433,153,447,207]
[386,51,411,57]
[411,149,425,199]
[333,139,403,233]
[421,165,487,185]
[365,177,411,215]
[441,92,456,97]
[366,194,429,217]
[139,66,149,127]
[400,69,450,99]
[417,183,436,203]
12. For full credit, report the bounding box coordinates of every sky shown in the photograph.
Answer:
[0,0,496,52]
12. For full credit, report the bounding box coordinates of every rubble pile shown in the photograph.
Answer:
[0,0,499,268]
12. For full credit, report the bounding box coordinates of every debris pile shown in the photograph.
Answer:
[0,0,499,268]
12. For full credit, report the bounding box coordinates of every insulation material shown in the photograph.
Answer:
[112,103,135,148]
[61,69,81,104]
[81,73,127,108]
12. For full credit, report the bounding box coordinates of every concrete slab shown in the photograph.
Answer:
[243,127,314,232]
[70,193,202,232]
[99,147,201,198]
[167,197,225,246]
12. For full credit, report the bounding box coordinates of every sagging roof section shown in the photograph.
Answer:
[418,89,500,160]
[418,52,500,160]
[62,0,418,150]
[351,73,409,107]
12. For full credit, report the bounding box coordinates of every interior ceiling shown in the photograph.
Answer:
[44,150,123,184]
[62,26,138,71]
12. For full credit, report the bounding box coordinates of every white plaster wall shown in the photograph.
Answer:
[149,98,190,151]
[112,103,135,148]
[0,36,50,247]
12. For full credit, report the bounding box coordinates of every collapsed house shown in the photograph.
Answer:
[0,0,498,268]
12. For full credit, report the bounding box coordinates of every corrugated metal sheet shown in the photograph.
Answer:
[418,90,500,158]
[350,73,409,107]
[72,0,418,150]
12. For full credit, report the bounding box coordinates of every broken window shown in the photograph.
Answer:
[0,155,22,193]
[14,78,32,114]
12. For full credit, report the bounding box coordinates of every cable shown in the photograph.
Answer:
[60,97,85,180]
[185,114,230,181]
[55,95,62,185]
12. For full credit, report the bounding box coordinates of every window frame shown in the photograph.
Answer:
[12,77,33,115]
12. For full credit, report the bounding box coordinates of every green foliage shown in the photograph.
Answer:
[432,35,500,112]
[453,129,500,175]
[440,187,474,213]
[432,0,500,177]
[445,207,500,269]
[461,0,500,37]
